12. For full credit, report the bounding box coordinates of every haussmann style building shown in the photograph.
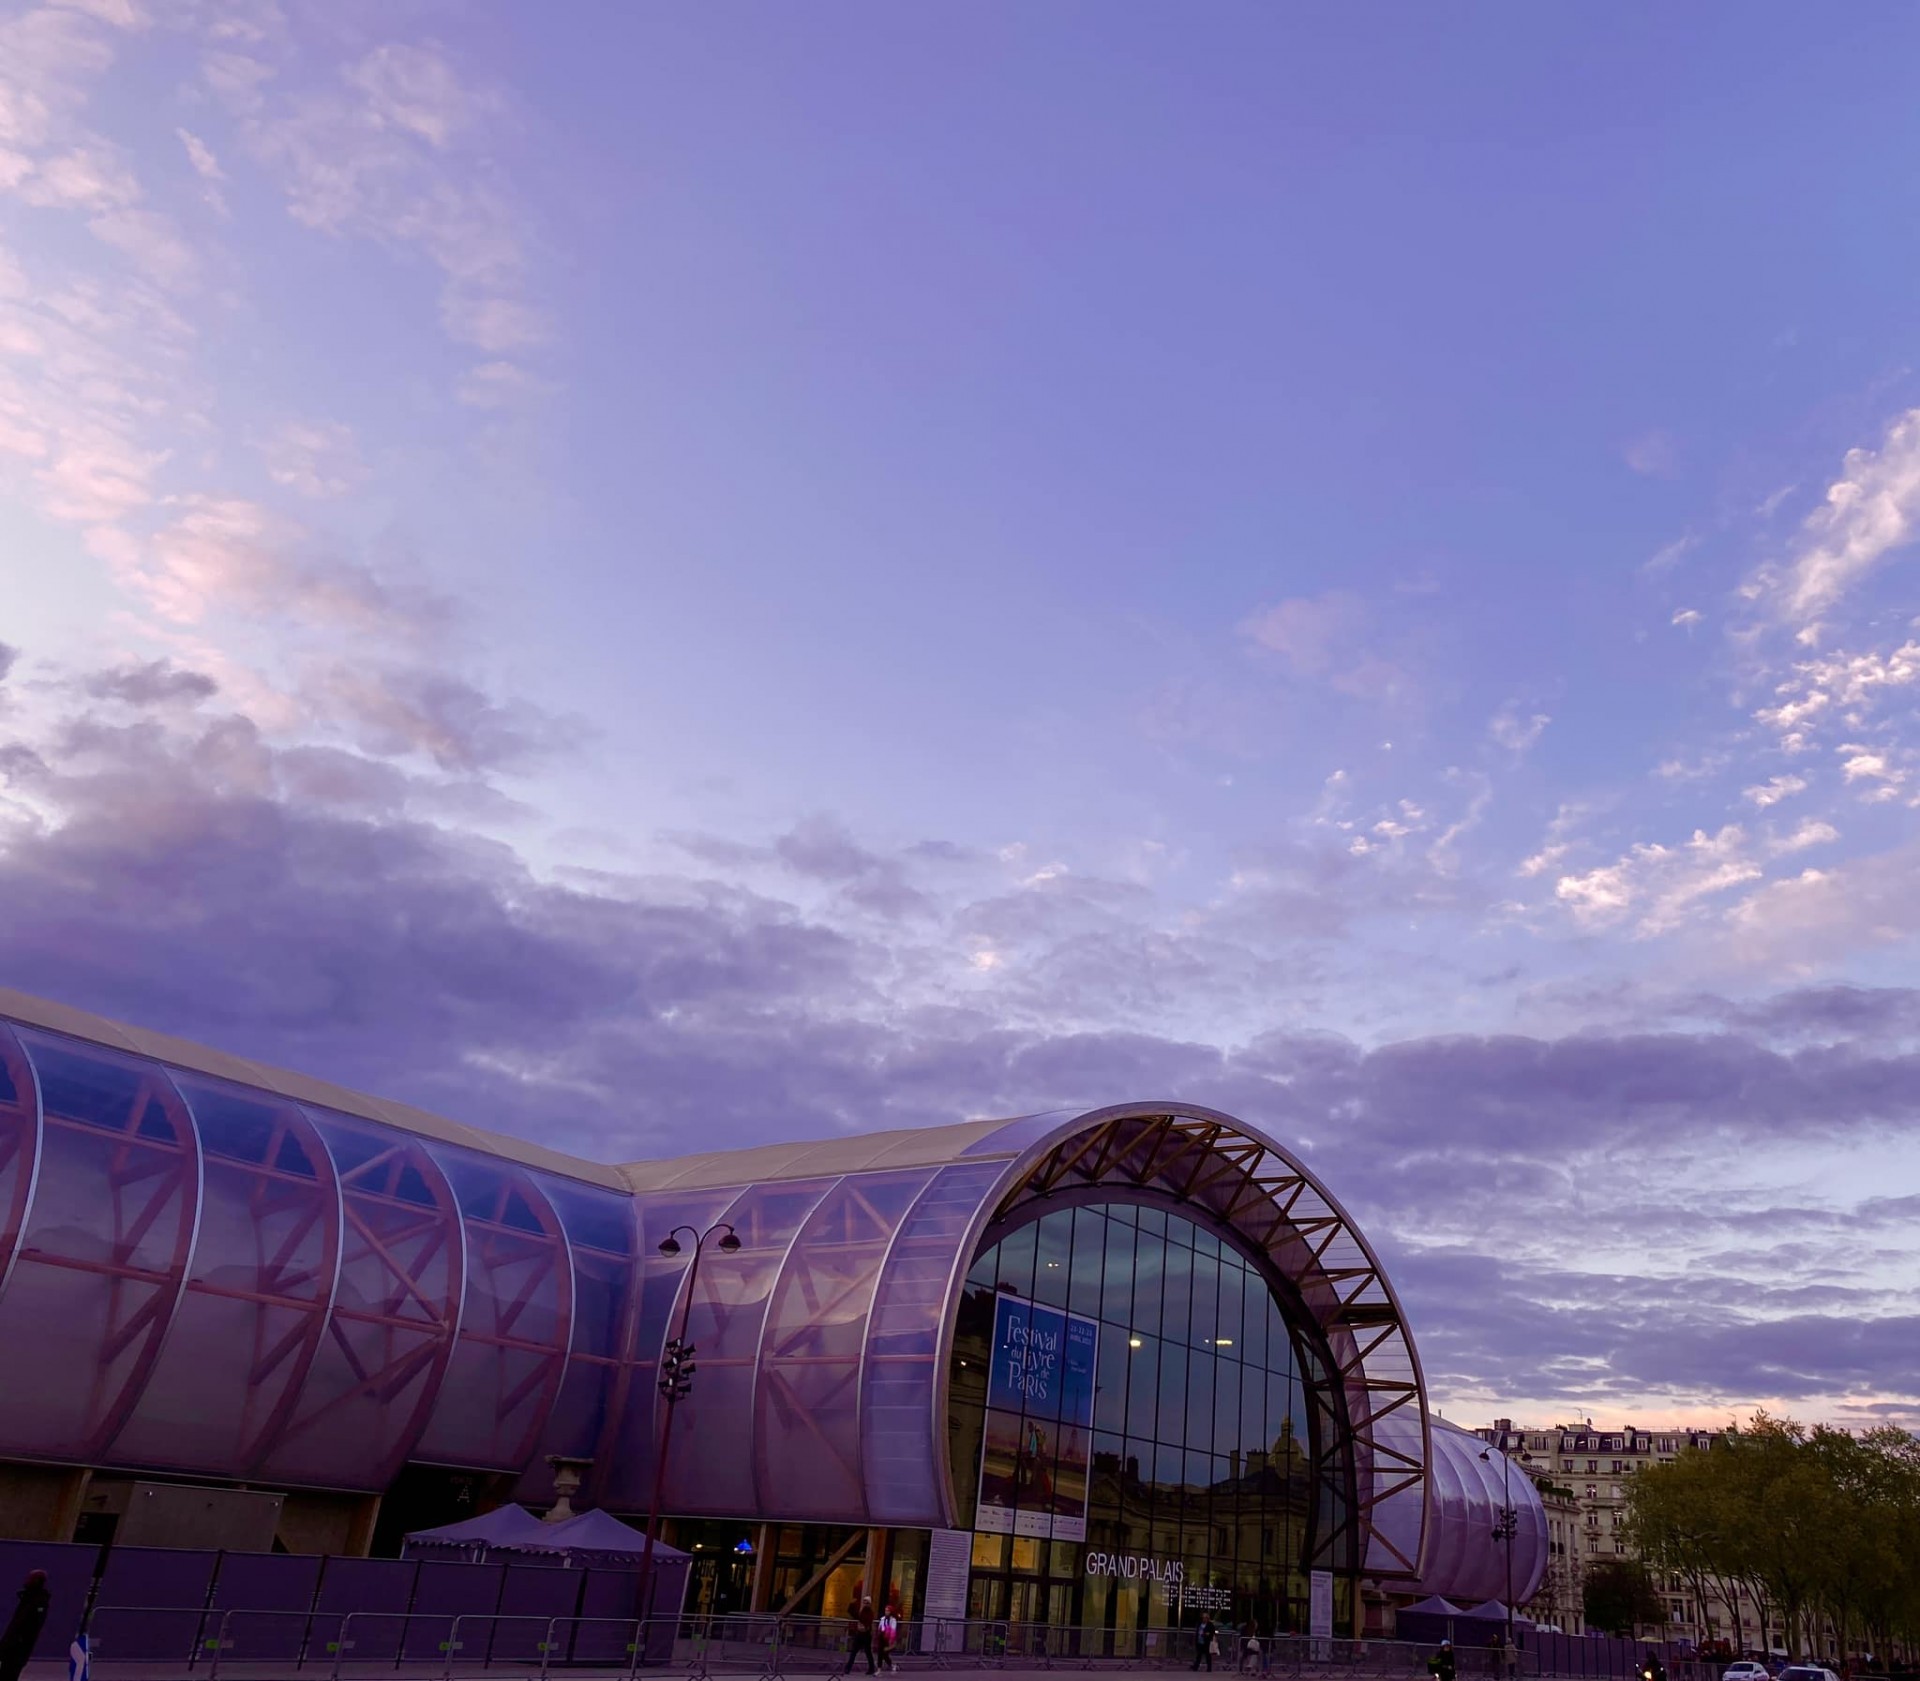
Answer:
[0,987,1543,1642]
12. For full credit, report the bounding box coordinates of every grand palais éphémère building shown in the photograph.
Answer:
[0,986,1543,1640]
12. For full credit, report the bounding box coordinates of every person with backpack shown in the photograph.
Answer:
[0,1570,49,1681]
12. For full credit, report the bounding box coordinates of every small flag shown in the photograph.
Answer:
[69,1631,90,1681]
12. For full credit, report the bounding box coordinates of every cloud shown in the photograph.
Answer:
[106,497,444,637]
[458,359,545,409]
[175,127,223,181]
[259,419,364,499]
[342,41,494,149]
[440,292,548,353]
[305,664,578,773]
[1643,533,1696,574]
[1770,818,1838,855]
[83,658,218,707]
[1671,607,1703,630]
[2,642,1919,1419]
[85,207,197,289]
[1555,826,1761,936]
[13,144,138,209]
[1489,707,1550,755]
[236,40,544,373]
[1744,775,1806,808]
[1724,847,1920,969]
[1744,625,1918,764]
[1780,408,1920,621]
[1239,591,1406,700]
[1837,742,1905,800]
[1623,430,1680,478]
[0,8,116,150]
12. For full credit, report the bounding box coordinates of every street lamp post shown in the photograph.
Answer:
[638,1222,741,1624]
[1480,1442,1518,1655]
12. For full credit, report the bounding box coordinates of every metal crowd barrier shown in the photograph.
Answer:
[63,1610,1553,1680]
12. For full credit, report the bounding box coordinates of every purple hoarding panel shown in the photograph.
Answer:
[88,1604,205,1665]
[314,1555,416,1612]
[95,1539,212,1664]
[578,1567,640,1619]
[209,1551,324,1609]
[571,1568,642,1663]
[401,1560,503,1662]
[312,1556,419,1662]
[492,1564,583,1663]
[99,1544,217,1608]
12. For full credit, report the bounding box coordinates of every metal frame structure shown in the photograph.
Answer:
[925,1105,1432,1582]
[0,997,1476,1603]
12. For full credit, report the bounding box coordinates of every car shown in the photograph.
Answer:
[1723,1663,1769,1681]
[1777,1666,1840,1681]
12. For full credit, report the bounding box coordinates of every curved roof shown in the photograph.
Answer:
[0,985,627,1189]
[617,1101,1433,1581]
[1395,1418,1548,1606]
[0,988,1449,1587]
[614,1112,1055,1190]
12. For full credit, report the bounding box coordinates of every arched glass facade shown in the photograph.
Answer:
[951,1201,1337,1636]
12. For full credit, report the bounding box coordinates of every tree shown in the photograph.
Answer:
[1584,1558,1665,1638]
[1621,1411,1920,1661]
[1624,1439,1744,1644]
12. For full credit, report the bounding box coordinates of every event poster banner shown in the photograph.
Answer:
[975,1293,1099,1539]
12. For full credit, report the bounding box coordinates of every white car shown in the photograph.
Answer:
[1778,1666,1840,1681]
[1722,1665,1768,1681]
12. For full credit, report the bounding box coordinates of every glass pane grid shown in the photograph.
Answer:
[953,1201,1317,1638]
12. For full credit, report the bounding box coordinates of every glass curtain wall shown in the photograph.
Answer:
[949,1202,1317,1644]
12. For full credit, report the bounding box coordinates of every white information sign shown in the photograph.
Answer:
[922,1530,973,1652]
[1309,1570,1334,1640]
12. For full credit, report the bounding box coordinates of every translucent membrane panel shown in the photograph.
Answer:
[528,1178,636,1472]
[0,1024,38,1292]
[1402,1423,1549,1604]
[256,1111,461,1489]
[596,1188,739,1511]
[753,1169,934,1522]
[0,1034,200,1460]
[663,1179,834,1515]
[109,1076,340,1475]
[1365,1408,1426,1583]
[865,1160,1005,1525]
[413,1147,574,1472]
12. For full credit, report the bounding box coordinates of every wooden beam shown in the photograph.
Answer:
[775,1529,865,1618]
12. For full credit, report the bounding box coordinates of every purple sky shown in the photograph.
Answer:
[2,0,1919,1430]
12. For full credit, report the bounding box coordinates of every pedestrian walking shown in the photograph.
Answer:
[1240,1620,1260,1674]
[1429,1640,1457,1681]
[877,1605,900,1673]
[842,1597,877,1677]
[1193,1616,1219,1673]
[0,1570,49,1681]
